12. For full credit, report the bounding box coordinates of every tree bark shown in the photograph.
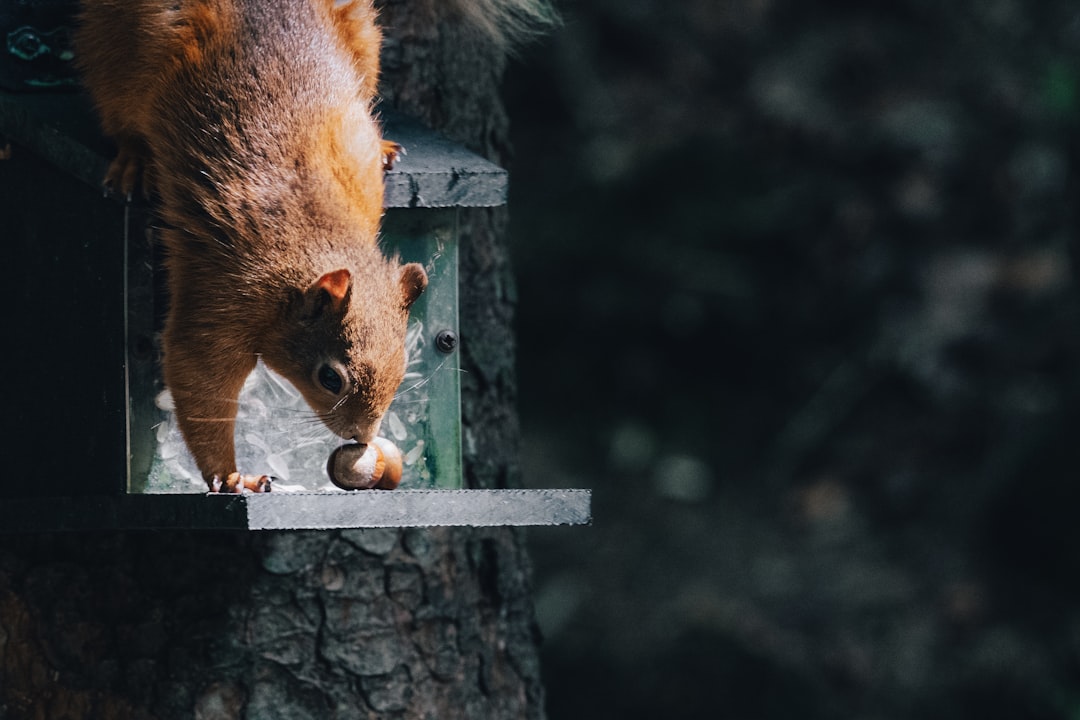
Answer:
[0,3,545,718]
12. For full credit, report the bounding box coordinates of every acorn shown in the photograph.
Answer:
[327,437,403,490]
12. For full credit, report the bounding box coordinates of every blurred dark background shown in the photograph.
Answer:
[503,1,1080,718]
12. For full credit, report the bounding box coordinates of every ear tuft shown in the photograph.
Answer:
[399,263,428,310]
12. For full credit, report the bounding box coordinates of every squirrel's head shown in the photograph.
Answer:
[269,259,428,443]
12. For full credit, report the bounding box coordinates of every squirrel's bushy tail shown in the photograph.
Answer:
[447,0,560,49]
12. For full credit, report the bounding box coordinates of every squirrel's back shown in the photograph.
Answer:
[76,0,386,239]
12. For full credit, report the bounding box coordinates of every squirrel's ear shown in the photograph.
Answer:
[399,263,428,310]
[307,268,352,314]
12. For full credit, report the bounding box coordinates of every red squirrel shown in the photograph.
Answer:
[73,0,553,492]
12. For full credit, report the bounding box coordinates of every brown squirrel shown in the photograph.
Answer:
[74,0,554,492]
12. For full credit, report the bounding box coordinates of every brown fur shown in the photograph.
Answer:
[75,0,553,491]
[75,0,426,491]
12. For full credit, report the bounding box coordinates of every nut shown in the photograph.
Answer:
[327,437,403,490]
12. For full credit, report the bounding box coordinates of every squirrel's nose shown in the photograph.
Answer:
[349,420,381,445]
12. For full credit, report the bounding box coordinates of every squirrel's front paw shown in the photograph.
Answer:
[208,473,273,494]
[104,142,153,200]
[381,140,404,171]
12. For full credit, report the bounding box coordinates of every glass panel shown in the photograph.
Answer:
[127,208,462,493]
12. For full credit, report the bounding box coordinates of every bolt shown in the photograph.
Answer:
[435,330,458,354]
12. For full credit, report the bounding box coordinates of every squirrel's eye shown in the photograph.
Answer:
[318,365,344,394]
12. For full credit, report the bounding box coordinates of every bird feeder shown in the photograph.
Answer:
[0,9,589,530]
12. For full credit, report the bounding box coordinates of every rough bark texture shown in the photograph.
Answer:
[0,3,544,718]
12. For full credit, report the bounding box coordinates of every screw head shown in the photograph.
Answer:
[435,330,458,354]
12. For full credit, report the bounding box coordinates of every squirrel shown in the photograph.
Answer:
[73,0,555,492]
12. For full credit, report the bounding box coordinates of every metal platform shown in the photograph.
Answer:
[0,490,592,531]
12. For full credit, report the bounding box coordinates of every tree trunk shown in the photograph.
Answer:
[0,3,545,718]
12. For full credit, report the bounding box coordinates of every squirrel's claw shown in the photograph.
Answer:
[381,140,404,171]
[242,474,273,493]
[208,473,274,494]
[103,142,154,201]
